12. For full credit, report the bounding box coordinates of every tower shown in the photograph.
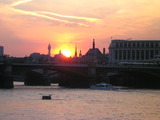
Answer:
[48,44,51,62]
[75,45,77,57]
[93,39,95,49]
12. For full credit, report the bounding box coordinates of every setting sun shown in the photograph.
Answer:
[61,49,71,57]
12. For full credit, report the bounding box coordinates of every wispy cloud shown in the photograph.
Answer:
[9,0,100,27]
[39,11,101,23]
[11,8,89,26]
[11,0,32,7]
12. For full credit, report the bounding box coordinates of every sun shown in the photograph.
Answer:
[61,49,71,57]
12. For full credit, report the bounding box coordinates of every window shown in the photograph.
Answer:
[127,50,131,60]
[132,50,135,60]
[123,50,126,59]
[137,43,140,48]
[132,43,136,48]
[146,50,149,59]
[141,43,144,47]
[116,43,118,48]
[124,43,127,47]
[136,50,140,60]
[120,43,123,48]
[150,42,154,48]
[141,50,144,60]
[146,43,149,48]
[115,50,118,59]
[155,42,158,48]
[119,50,122,59]
[150,50,154,58]
[128,43,131,47]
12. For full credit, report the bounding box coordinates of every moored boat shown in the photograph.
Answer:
[42,95,51,100]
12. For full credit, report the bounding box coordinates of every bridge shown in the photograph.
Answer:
[0,62,160,88]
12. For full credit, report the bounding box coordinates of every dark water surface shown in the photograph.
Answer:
[0,82,160,120]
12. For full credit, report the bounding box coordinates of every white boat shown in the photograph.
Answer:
[90,82,114,90]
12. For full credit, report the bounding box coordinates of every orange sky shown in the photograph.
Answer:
[0,0,160,57]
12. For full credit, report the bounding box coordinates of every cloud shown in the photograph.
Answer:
[38,11,101,23]
[11,0,32,7]
[12,8,83,25]
[8,0,101,27]
[1,0,160,57]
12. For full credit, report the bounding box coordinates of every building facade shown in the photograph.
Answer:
[109,40,160,63]
[0,46,4,56]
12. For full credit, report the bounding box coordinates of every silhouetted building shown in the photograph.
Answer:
[27,52,49,63]
[109,39,160,63]
[27,44,52,63]
[81,39,108,64]
[29,53,41,63]
[0,46,4,56]
[53,50,70,63]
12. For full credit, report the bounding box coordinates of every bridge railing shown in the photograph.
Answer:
[1,62,160,69]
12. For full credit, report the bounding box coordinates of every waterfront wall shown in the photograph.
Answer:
[108,71,160,89]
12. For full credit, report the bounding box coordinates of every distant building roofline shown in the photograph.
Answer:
[112,39,160,42]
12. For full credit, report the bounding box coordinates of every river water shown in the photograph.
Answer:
[0,82,160,120]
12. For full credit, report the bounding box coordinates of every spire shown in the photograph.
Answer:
[79,50,82,57]
[75,45,77,57]
[93,39,95,49]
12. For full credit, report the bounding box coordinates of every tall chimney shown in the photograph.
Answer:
[103,48,106,55]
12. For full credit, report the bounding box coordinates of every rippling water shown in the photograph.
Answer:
[0,82,160,120]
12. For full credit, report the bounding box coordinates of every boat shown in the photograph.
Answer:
[42,95,51,100]
[90,82,114,90]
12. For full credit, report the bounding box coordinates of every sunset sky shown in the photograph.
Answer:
[0,0,160,57]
